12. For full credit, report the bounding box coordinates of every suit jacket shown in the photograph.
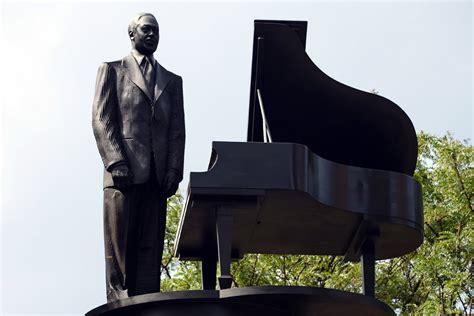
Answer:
[92,54,185,188]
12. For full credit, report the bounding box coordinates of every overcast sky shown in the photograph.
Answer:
[1,1,472,314]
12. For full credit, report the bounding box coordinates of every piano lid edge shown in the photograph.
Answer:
[246,20,419,176]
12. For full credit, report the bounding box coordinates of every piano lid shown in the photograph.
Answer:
[247,20,418,176]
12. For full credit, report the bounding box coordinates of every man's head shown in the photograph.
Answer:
[128,13,159,56]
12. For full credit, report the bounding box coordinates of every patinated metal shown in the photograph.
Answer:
[92,12,185,302]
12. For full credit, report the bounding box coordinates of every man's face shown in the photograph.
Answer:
[131,16,159,56]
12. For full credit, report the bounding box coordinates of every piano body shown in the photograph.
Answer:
[175,20,423,299]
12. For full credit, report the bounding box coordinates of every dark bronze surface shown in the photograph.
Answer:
[175,20,423,300]
[248,21,418,175]
[176,141,423,261]
[86,286,394,316]
[92,13,185,302]
[89,18,423,315]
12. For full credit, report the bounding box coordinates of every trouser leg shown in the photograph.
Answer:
[134,180,167,295]
[103,187,138,302]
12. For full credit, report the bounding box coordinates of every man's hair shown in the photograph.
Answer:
[128,13,158,36]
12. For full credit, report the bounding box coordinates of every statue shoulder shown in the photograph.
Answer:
[96,60,122,73]
[103,60,122,69]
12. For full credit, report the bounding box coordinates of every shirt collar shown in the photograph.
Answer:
[131,49,156,68]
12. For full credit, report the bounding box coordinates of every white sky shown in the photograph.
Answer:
[1,1,472,314]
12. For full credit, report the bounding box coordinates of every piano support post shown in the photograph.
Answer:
[201,252,217,290]
[216,205,233,289]
[343,218,380,297]
[361,233,378,297]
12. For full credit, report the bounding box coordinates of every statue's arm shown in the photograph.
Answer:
[166,76,186,183]
[92,62,127,171]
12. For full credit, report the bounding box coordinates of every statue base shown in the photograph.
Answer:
[86,286,394,315]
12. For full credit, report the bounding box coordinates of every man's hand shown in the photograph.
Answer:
[110,163,133,188]
[162,172,179,198]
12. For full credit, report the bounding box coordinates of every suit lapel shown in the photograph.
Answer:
[122,54,153,101]
[154,62,173,104]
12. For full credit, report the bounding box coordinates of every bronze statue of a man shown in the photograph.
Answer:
[92,13,185,302]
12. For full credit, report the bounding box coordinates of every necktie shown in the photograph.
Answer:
[142,57,155,100]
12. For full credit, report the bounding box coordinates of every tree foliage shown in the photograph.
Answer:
[161,132,473,315]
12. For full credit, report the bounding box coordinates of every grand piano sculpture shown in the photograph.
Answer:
[87,20,423,316]
[174,20,423,314]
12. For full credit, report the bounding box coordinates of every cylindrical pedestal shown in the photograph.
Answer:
[86,286,394,316]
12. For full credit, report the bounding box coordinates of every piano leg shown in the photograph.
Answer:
[216,205,233,289]
[361,236,375,297]
[201,252,217,290]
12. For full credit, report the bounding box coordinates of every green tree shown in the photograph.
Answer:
[161,193,202,291]
[162,133,473,315]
